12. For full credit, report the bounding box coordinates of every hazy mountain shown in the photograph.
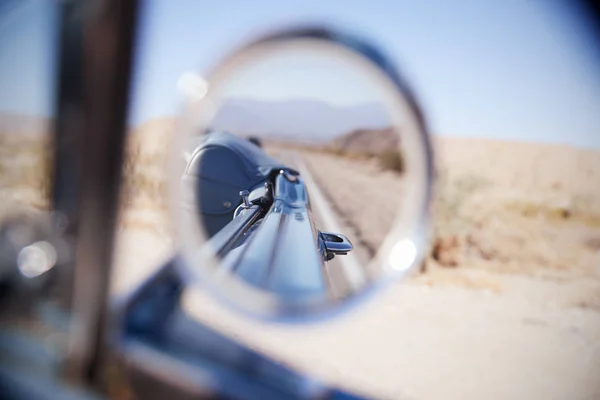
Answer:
[209,98,390,143]
[0,113,51,135]
[329,126,399,155]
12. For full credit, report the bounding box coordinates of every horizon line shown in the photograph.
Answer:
[1,111,598,150]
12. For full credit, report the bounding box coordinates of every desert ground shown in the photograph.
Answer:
[115,119,600,400]
[2,116,600,399]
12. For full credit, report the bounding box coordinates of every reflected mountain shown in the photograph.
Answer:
[210,98,390,143]
[328,127,398,155]
[0,113,51,135]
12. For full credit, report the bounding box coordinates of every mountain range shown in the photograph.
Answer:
[0,113,51,135]
[329,127,399,155]
[209,98,390,143]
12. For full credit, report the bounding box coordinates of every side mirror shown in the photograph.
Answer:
[320,232,353,261]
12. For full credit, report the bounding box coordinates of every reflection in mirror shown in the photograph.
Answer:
[176,39,430,317]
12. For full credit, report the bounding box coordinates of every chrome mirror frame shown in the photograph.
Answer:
[170,24,435,322]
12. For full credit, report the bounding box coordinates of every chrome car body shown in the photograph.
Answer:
[183,132,353,300]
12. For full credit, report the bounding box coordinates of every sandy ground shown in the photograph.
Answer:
[109,137,600,400]
[3,119,600,399]
[112,216,600,400]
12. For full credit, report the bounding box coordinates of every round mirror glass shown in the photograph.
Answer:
[171,28,433,320]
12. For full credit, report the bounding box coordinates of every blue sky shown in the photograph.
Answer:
[1,0,600,147]
[0,0,58,119]
[215,48,388,106]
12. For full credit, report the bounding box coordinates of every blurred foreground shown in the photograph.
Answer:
[2,115,599,399]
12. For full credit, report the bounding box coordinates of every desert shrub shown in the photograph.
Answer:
[362,151,377,159]
[505,200,600,226]
[322,147,380,161]
[584,236,600,251]
[247,136,262,148]
[343,151,366,160]
[431,235,462,267]
[121,145,154,207]
[378,149,405,174]
[421,172,490,270]
[0,134,52,210]
[120,143,169,210]
[571,194,600,226]
[325,146,346,156]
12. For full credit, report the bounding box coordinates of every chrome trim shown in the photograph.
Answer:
[208,205,263,257]
[239,190,251,208]
[219,170,330,300]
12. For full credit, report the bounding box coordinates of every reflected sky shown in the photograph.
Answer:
[217,48,383,107]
